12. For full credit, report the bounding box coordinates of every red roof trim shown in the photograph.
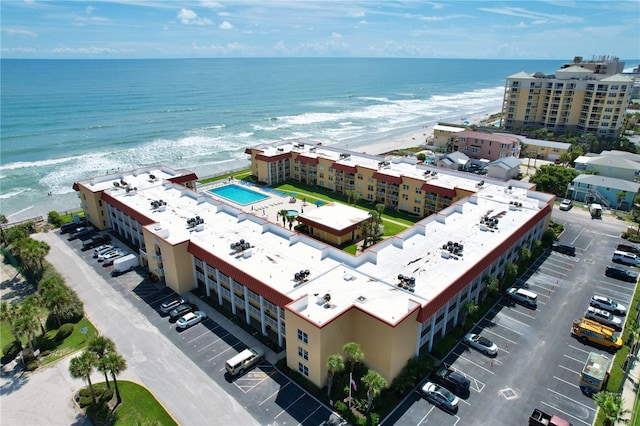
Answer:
[167,173,198,184]
[101,192,157,226]
[420,183,457,198]
[296,155,319,165]
[332,163,357,173]
[188,241,293,307]
[417,204,551,323]
[373,171,402,185]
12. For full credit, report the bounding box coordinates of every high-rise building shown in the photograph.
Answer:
[502,57,633,138]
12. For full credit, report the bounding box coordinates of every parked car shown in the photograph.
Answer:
[611,250,640,266]
[559,199,573,211]
[103,252,128,267]
[463,333,498,356]
[100,249,126,263]
[551,242,576,256]
[93,244,114,258]
[68,226,95,241]
[505,287,538,308]
[161,296,189,314]
[584,306,623,331]
[431,366,470,397]
[60,220,87,234]
[605,265,638,283]
[97,248,122,262]
[420,381,459,414]
[176,311,207,329]
[590,295,627,316]
[169,303,196,321]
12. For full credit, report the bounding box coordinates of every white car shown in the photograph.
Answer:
[100,249,127,263]
[559,199,573,211]
[463,333,498,356]
[584,306,623,331]
[589,295,627,316]
[176,311,207,329]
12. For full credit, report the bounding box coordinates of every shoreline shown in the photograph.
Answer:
[5,106,503,223]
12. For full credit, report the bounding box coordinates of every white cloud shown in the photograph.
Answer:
[51,46,134,55]
[177,8,213,25]
[478,6,584,24]
[3,28,38,37]
[331,32,343,39]
[219,21,233,30]
[199,1,223,9]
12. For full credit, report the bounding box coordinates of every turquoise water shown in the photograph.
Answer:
[287,210,299,216]
[209,184,269,205]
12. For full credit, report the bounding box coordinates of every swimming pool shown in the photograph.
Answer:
[209,184,269,205]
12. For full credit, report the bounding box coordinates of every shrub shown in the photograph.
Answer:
[78,394,94,408]
[25,360,39,371]
[2,340,22,360]
[99,387,114,402]
[47,211,63,227]
[55,323,75,341]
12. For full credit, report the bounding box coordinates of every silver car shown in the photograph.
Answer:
[584,306,623,330]
[421,381,459,413]
[463,333,498,356]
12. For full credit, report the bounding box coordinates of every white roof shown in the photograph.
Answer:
[434,124,466,133]
[79,143,553,327]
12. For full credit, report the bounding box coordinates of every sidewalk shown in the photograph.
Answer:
[617,351,639,425]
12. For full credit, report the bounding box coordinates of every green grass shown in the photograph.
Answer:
[87,381,177,426]
[1,317,97,365]
[198,168,252,185]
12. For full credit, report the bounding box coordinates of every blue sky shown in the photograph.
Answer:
[2,0,639,59]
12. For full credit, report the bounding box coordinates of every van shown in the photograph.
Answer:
[571,318,622,352]
[225,348,264,376]
[612,250,640,266]
[506,287,538,308]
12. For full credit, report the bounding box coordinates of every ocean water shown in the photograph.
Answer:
[0,58,565,221]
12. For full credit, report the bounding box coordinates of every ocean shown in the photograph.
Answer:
[1,58,567,221]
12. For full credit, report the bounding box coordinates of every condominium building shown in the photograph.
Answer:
[502,59,633,138]
[448,130,521,161]
[74,141,554,388]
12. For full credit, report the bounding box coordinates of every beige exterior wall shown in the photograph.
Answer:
[285,305,420,388]
[143,230,194,294]
[77,186,111,231]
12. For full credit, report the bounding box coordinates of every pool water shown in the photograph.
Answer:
[209,184,269,205]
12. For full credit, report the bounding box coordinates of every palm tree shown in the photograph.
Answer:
[358,220,371,250]
[69,351,98,404]
[103,351,127,404]
[483,276,500,297]
[626,319,640,354]
[278,209,289,226]
[40,283,72,327]
[361,369,387,414]
[343,342,364,374]
[593,391,630,426]
[88,336,116,388]
[326,354,345,399]
[22,294,46,335]
[460,301,479,327]
[0,301,21,345]
[517,246,531,269]
[14,304,41,352]
[286,215,296,230]
[0,213,8,246]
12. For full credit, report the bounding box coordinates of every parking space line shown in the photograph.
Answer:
[551,376,580,390]
[492,310,533,329]
[557,365,580,376]
[194,330,230,346]
[453,352,495,375]
[274,393,306,419]
[417,405,435,425]
[566,344,593,355]
[442,363,486,392]
[298,406,322,425]
[188,328,216,344]
[546,387,596,412]
[497,304,537,319]
[234,367,276,393]
[595,289,633,301]
[540,401,590,426]
[206,342,243,362]
[260,382,290,405]
[480,327,518,345]
[598,280,634,292]
[563,354,586,364]
[148,294,169,306]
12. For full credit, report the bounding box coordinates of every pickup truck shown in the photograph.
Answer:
[529,408,572,426]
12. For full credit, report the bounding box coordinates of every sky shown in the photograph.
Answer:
[1,0,639,60]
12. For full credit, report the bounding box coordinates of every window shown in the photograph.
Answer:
[298,347,309,360]
[357,174,363,180]
[297,329,308,344]
[298,362,309,376]
[403,184,409,190]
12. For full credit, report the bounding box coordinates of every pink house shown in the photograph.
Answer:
[449,131,520,162]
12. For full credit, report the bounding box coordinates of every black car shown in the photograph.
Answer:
[432,366,470,396]
[169,303,196,321]
[605,265,639,283]
[551,242,576,256]
[60,220,87,234]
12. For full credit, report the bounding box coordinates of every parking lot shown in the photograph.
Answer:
[65,230,344,426]
[387,211,634,425]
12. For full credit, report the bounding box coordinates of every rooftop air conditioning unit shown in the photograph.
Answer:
[441,250,451,259]
[242,249,252,258]
[195,223,204,232]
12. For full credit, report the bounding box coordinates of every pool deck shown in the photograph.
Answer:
[199,179,310,223]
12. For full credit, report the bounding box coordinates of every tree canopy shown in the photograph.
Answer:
[529,164,580,197]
